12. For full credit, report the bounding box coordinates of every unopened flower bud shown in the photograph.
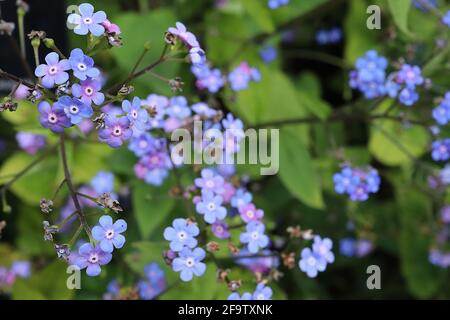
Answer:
[227,280,241,292]
[206,241,220,253]
[40,198,54,214]
[54,243,70,260]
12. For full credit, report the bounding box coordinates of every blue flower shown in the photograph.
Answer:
[68,3,107,36]
[122,97,148,131]
[252,283,272,300]
[228,292,253,300]
[168,22,199,48]
[38,101,72,133]
[195,190,227,224]
[193,64,225,93]
[432,139,450,161]
[189,47,206,65]
[398,87,419,106]
[228,62,261,91]
[312,236,335,264]
[92,215,127,253]
[141,94,169,128]
[397,64,424,88]
[68,48,100,80]
[72,78,105,106]
[231,189,252,208]
[34,52,70,88]
[433,104,450,125]
[339,238,356,257]
[259,46,277,64]
[333,167,360,194]
[10,260,31,278]
[442,10,450,28]
[298,247,326,278]
[91,171,114,194]
[166,96,191,119]
[414,0,437,11]
[163,218,199,252]
[194,168,225,194]
[56,96,93,125]
[172,247,206,282]
[138,263,167,300]
[192,102,217,118]
[240,221,269,254]
[128,133,156,157]
[268,0,289,9]
[75,243,112,276]
[98,115,133,148]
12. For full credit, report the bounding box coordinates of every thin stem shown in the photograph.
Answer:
[130,47,150,76]
[148,70,170,83]
[285,49,351,69]
[17,6,26,59]
[0,68,35,89]
[76,191,98,204]
[59,135,93,242]
[32,46,40,68]
[69,224,84,247]
[52,179,67,201]
[7,36,33,79]
[58,210,78,229]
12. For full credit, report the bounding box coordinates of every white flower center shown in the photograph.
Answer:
[257,294,265,300]
[205,180,214,188]
[48,113,58,124]
[83,17,93,25]
[215,226,223,233]
[112,126,122,136]
[139,140,148,149]
[105,229,115,240]
[250,231,259,241]
[185,257,194,267]
[177,231,187,240]
[77,63,87,71]
[319,246,327,256]
[70,105,79,114]
[89,253,99,264]
[440,145,448,154]
[307,256,316,266]
[207,202,216,211]
[84,86,94,96]
[131,110,138,119]
[246,210,254,218]
[48,66,58,75]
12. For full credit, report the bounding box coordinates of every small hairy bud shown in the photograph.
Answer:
[227,280,242,292]
[28,30,46,40]
[227,243,240,256]
[118,84,134,96]
[270,269,284,281]
[286,225,302,238]
[281,252,296,269]
[16,0,30,13]
[54,243,70,260]
[97,193,123,213]
[216,269,230,282]
[27,88,42,103]
[43,220,59,241]
[164,31,176,45]
[56,82,70,96]
[0,20,15,36]
[169,77,184,92]
[206,241,220,253]
[40,198,54,214]
[107,33,123,47]
[93,113,107,130]
[162,250,176,266]
[0,98,18,112]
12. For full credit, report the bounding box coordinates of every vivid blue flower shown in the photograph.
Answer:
[189,47,206,65]
[228,292,253,300]
[340,238,356,257]
[195,190,227,224]
[333,167,360,194]
[259,46,277,64]
[68,48,100,80]
[252,283,272,300]
[433,104,450,125]
[98,115,133,148]
[90,171,114,194]
[68,3,107,36]
[122,97,148,131]
[92,215,127,253]
[72,78,105,106]
[298,247,326,278]
[172,247,206,282]
[75,243,112,276]
[56,96,93,125]
[397,64,424,88]
[163,218,199,252]
[334,166,380,202]
[231,189,252,208]
[312,236,335,264]
[34,52,70,88]
[442,10,450,28]
[268,0,289,9]
[194,168,225,194]
[166,96,191,119]
[432,139,450,161]
[240,221,269,254]
[38,101,72,133]
[129,133,156,157]
[398,87,419,106]
[10,261,31,278]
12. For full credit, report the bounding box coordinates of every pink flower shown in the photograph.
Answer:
[239,203,264,223]
[102,19,121,35]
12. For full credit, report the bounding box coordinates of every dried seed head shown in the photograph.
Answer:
[0,20,15,36]
[40,198,54,214]
[98,193,123,213]
[43,220,59,241]
[118,84,134,96]
[16,0,29,12]
[164,31,176,45]
[107,33,123,47]
[216,269,230,282]
[162,250,176,266]
[93,113,107,130]
[206,241,220,253]
[0,98,18,112]
[227,280,242,292]
[286,225,302,238]
[227,243,240,256]
[169,77,184,92]
[28,30,46,40]
[281,252,296,269]
[54,243,70,260]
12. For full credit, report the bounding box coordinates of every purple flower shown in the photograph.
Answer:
[433,103,450,125]
[192,102,217,118]
[193,65,225,93]
[239,203,264,223]
[236,249,279,273]
[72,78,105,106]
[231,189,252,208]
[163,218,199,252]
[68,3,107,37]
[68,48,100,80]
[194,168,225,194]
[333,167,360,194]
[38,101,71,133]
[228,292,253,300]
[312,236,335,264]
[432,139,450,161]
[239,221,269,254]
[195,190,227,224]
[252,283,272,300]
[443,10,450,28]
[298,247,326,278]
[75,243,112,276]
[138,264,167,300]
[172,247,206,282]
[141,94,169,128]
[167,96,191,119]
[355,239,373,257]
[397,64,424,88]
[259,45,277,64]
[16,132,46,155]
[92,215,127,253]
[91,171,114,194]
[211,221,230,239]
[122,97,148,131]
[56,96,93,125]
[34,52,70,88]
[128,133,156,157]
[10,261,31,278]
[99,116,132,148]
[189,47,206,65]
[228,62,261,91]
[168,22,199,48]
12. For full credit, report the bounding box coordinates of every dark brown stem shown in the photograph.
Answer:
[0,68,35,89]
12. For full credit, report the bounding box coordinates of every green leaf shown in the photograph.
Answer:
[111,10,178,95]
[241,0,275,33]
[369,104,429,166]
[132,179,175,239]
[0,152,59,205]
[278,128,324,209]
[388,0,413,37]
[271,0,328,26]
[72,142,114,184]
[397,187,445,298]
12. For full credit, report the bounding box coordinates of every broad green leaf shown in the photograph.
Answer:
[388,0,413,37]
[278,128,324,209]
[271,0,328,26]
[72,142,114,184]
[132,179,175,239]
[397,187,445,298]
[241,0,275,33]
[0,152,59,205]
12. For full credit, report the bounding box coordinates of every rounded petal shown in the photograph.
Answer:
[92,226,105,241]
[54,72,69,85]
[99,215,113,228]
[35,64,48,77]
[172,258,185,272]
[79,243,93,256]
[169,241,183,252]
[113,219,127,233]
[86,263,101,276]
[74,24,89,35]
[248,241,259,254]
[92,11,107,23]
[92,92,105,105]
[163,227,176,241]
[112,234,126,249]
[98,252,112,265]
[192,262,206,276]
[100,239,114,253]
[79,3,94,16]
[180,269,193,282]
[41,75,55,89]
[45,52,59,65]
[89,24,105,37]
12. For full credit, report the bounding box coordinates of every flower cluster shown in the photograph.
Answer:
[432,92,450,126]
[0,260,31,291]
[228,283,273,300]
[16,132,46,155]
[259,45,277,64]
[333,166,381,201]
[228,62,261,91]
[339,238,373,257]
[299,236,335,278]
[349,50,425,106]
[315,27,342,45]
